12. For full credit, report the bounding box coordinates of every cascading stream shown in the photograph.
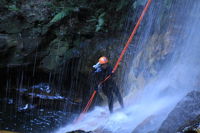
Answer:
[55,0,200,132]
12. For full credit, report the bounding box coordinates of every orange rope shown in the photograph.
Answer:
[112,0,153,73]
[74,91,96,123]
[75,0,153,123]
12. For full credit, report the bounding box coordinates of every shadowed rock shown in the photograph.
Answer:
[158,91,200,133]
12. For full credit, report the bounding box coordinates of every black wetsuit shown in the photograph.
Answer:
[91,64,124,113]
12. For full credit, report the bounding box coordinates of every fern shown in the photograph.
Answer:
[95,12,106,32]
[50,8,74,23]
[7,5,19,11]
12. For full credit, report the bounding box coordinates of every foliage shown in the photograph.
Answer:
[95,12,106,32]
[50,7,75,23]
[3,0,20,11]
[133,0,148,9]
[7,5,19,11]
[47,0,129,33]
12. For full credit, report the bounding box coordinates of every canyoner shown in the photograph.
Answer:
[75,0,153,123]
[91,56,124,113]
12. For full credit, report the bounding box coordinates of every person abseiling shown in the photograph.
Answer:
[91,56,124,113]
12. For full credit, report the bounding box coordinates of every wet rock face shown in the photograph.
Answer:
[158,91,200,133]
[0,0,52,67]
[177,115,200,133]
[0,0,129,72]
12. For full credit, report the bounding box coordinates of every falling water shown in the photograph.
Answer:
[55,0,200,133]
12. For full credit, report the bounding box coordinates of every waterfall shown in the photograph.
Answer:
[55,0,200,132]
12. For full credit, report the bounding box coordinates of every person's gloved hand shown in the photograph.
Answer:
[92,62,101,73]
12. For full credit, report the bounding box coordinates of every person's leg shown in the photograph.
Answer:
[106,93,114,113]
[113,86,124,108]
[102,86,113,113]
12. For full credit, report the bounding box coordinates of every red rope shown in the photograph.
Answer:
[75,0,153,123]
[112,0,152,73]
[82,91,96,113]
[74,91,96,123]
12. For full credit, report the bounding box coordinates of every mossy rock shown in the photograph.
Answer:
[0,13,31,34]
[39,38,75,71]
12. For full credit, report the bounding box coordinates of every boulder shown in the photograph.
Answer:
[158,91,200,133]
[177,115,200,133]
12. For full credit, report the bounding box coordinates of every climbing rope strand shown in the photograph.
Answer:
[83,91,96,113]
[75,0,153,123]
[112,0,152,73]
[99,75,111,85]
[100,0,153,85]
[74,91,96,123]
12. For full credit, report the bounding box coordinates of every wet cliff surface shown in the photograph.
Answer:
[158,91,200,133]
